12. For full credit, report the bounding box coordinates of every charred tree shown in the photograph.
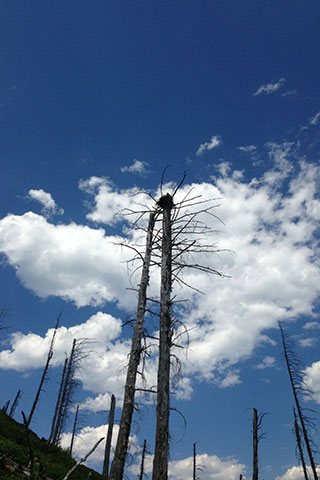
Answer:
[294,407,309,480]
[193,442,197,480]
[9,389,22,419]
[27,314,60,427]
[279,323,318,480]
[48,357,68,445]
[69,404,79,456]
[252,408,258,480]
[139,439,147,480]
[152,195,173,480]
[103,394,116,479]
[109,213,156,480]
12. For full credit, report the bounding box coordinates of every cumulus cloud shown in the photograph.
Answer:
[1,147,320,393]
[303,322,320,330]
[299,337,317,348]
[120,159,149,175]
[196,135,221,156]
[60,423,139,467]
[275,465,320,480]
[129,452,245,480]
[27,189,63,216]
[304,361,320,404]
[253,78,286,96]
[255,356,276,369]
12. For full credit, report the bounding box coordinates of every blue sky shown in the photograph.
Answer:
[0,2,320,479]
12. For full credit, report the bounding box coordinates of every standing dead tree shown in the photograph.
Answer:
[50,338,88,446]
[110,174,223,480]
[47,356,68,445]
[109,212,156,480]
[103,394,116,479]
[279,323,318,480]
[252,408,268,480]
[27,314,61,427]
[294,407,309,480]
[9,389,22,419]
[69,404,79,456]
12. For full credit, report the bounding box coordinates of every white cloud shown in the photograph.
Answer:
[255,356,276,369]
[219,370,241,388]
[299,337,317,348]
[129,452,245,480]
[60,423,139,468]
[237,145,257,153]
[253,78,286,96]
[304,361,320,404]
[196,135,221,156]
[303,322,320,330]
[309,110,320,125]
[275,465,320,480]
[27,189,63,216]
[120,159,149,175]
[1,152,320,392]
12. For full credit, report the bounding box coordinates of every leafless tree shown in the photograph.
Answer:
[139,439,148,480]
[69,404,79,456]
[252,408,267,480]
[48,356,68,445]
[103,394,116,479]
[9,389,22,419]
[63,437,104,480]
[27,314,61,427]
[294,407,309,480]
[279,322,318,480]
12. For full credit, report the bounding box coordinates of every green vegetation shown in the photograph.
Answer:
[0,411,102,479]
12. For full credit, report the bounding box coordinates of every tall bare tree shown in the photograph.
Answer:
[279,323,318,480]
[294,407,309,480]
[9,389,22,419]
[48,356,68,445]
[109,212,156,480]
[27,314,60,427]
[103,394,116,479]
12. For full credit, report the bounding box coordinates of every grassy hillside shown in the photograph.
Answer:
[0,411,103,479]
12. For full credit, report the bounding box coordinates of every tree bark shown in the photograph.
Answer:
[48,357,68,445]
[110,213,155,480]
[252,408,258,480]
[27,314,60,427]
[139,439,147,480]
[294,407,309,480]
[103,394,116,479]
[70,404,79,456]
[152,203,172,480]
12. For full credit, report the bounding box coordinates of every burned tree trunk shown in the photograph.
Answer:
[69,404,79,456]
[27,314,60,427]
[280,323,318,480]
[48,357,68,445]
[152,198,173,480]
[103,394,116,479]
[139,439,147,480]
[109,213,155,480]
[294,407,309,480]
[9,389,22,419]
[252,408,258,480]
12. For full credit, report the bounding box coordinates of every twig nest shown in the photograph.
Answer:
[157,193,174,210]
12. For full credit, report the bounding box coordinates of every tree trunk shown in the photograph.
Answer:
[139,439,147,480]
[294,408,309,480]
[252,408,258,480]
[280,324,318,480]
[152,202,172,480]
[27,314,60,427]
[70,404,79,456]
[193,443,197,480]
[103,394,116,479]
[9,389,21,419]
[48,357,68,445]
[110,213,155,480]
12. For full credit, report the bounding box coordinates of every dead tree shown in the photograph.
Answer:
[9,389,22,419]
[2,400,10,414]
[294,407,309,480]
[152,194,173,480]
[69,404,79,456]
[47,357,68,445]
[50,338,87,445]
[103,394,116,479]
[63,437,104,480]
[109,213,156,480]
[279,323,318,480]
[252,408,267,480]
[139,439,147,480]
[27,314,61,427]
